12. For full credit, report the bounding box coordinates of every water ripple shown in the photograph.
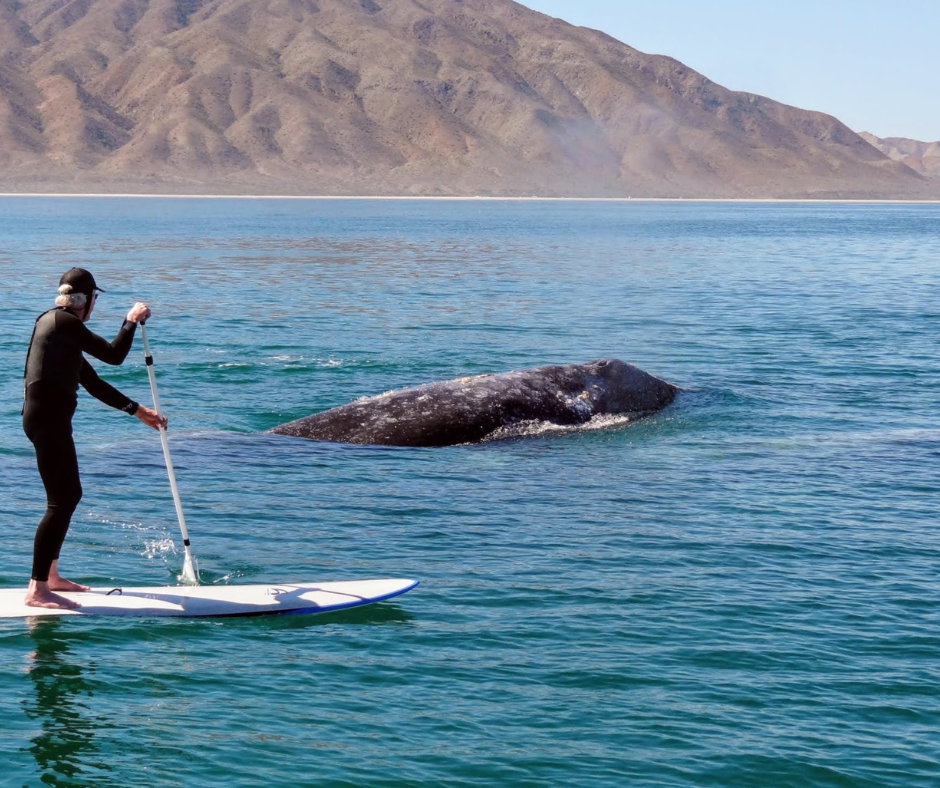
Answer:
[0,199,938,787]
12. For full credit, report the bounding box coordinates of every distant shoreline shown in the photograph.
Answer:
[1,193,939,204]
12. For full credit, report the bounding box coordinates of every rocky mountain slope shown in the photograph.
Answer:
[859,132,940,181]
[0,0,933,197]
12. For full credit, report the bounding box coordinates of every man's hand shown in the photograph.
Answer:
[135,404,167,431]
[126,302,152,323]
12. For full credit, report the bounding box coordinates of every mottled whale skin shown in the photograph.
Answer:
[269,359,677,447]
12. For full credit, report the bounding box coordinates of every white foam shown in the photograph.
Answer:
[483,413,635,442]
[270,355,343,367]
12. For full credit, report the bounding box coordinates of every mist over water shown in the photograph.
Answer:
[1,198,938,787]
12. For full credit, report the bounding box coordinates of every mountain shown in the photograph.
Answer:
[0,0,933,198]
[858,132,940,181]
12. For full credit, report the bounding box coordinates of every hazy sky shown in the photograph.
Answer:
[519,0,939,141]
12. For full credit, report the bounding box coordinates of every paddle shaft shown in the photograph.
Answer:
[139,323,197,582]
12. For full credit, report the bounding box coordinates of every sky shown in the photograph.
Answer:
[519,0,939,141]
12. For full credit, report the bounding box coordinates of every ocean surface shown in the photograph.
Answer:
[0,197,938,787]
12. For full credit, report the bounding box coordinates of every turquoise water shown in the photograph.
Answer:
[0,198,938,787]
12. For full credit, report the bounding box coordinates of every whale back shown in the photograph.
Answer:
[270,359,677,446]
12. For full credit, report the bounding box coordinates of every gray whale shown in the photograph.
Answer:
[269,359,677,447]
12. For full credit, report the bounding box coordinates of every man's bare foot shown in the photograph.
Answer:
[46,560,90,593]
[48,577,90,593]
[25,583,81,610]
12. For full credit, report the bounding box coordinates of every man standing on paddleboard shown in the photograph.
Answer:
[22,268,165,610]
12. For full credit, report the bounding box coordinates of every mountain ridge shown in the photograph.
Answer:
[0,0,934,198]
[859,132,940,181]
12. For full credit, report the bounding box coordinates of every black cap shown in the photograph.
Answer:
[59,268,105,297]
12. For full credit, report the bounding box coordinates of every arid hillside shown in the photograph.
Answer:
[0,0,933,197]
[859,132,940,181]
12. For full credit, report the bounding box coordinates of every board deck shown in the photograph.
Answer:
[0,578,418,619]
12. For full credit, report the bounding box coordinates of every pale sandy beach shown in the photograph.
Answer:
[1,193,938,203]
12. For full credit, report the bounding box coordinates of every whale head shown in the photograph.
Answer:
[585,358,677,414]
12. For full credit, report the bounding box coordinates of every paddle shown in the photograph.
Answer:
[139,322,200,585]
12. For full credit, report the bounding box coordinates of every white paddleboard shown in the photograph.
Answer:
[0,578,418,619]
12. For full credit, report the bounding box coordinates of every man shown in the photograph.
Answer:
[23,268,165,610]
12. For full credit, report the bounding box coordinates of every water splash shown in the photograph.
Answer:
[142,536,178,561]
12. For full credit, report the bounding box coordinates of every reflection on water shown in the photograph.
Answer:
[23,618,114,787]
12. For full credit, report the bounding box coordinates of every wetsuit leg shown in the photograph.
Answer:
[24,401,82,583]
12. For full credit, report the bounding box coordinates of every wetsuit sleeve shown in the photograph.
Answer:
[79,359,138,414]
[67,314,137,365]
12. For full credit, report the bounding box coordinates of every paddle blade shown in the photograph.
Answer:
[179,551,200,586]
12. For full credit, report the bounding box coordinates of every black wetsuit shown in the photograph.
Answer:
[23,308,139,582]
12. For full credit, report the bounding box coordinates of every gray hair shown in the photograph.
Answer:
[55,284,87,309]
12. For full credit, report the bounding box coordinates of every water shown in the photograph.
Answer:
[1,198,938,787]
